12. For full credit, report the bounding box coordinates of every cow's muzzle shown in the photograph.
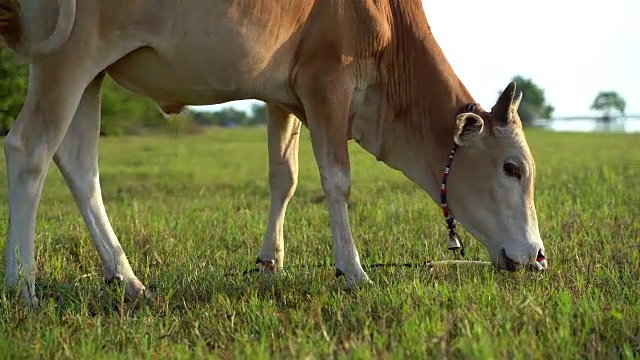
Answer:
[502,249,548,272]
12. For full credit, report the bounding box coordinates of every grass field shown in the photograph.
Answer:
[0,127,638,359]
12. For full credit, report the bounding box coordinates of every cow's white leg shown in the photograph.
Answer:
[297,74,372,289]
[3,65,94,306]
[314,151,371,289]
[257,104,301,270]
[53,73,145,299]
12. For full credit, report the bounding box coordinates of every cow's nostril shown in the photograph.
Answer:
[502,249,521,271]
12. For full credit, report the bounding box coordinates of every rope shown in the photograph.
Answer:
[236,259,491,276]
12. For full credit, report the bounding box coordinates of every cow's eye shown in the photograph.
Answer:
[503,161,522,180]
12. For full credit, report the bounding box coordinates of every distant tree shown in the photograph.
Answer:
[0,48,171,136]
[591,91,626,122]
[249,103,267,125]
[509,75,555,126]
[214,107,249,127]
[189,104,268,127]
[191,109,221,126]
[100,76,167,135]
[0,48,28,135]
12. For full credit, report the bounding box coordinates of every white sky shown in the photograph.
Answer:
[195,0,639,117]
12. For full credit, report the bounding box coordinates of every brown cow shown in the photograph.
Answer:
[1,0,547,306]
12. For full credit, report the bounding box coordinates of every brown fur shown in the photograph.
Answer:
[381,2,475,142]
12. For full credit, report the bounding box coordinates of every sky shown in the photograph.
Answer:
[193,0,639,117]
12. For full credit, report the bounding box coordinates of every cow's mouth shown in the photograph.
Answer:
[502,249,547,272]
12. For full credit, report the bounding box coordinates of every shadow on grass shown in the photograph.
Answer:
[2,259,503,320]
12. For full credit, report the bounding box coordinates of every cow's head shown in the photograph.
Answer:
[444,81,547,271]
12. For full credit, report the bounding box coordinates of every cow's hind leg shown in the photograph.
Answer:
[53,73,145,299]
[3,65,96,306]
[257,104,301,270]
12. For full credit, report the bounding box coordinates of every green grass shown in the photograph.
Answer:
[0,127,638,359]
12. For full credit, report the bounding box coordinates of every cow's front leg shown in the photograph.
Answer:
[257,104,302,271]
[297,72,372,289]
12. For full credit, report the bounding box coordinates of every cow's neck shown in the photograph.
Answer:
[352,1,477,202]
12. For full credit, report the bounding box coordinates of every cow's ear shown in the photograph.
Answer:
[454,113,485,146]
[512,90,523,112]
[492,81,522,126]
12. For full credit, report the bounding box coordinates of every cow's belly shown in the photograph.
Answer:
[106,46,294,108]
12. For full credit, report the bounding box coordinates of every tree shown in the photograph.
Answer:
[0,48,28,135]
[0,48,171,136]
[591,91,626,122]
[188,104,267,128]
[215,107,249,127]
[249,103,267,125]
[191,110,221,126]
[99,76,167,135]
[509,75,554,126]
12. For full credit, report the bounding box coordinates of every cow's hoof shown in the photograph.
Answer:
[4,282,39,308]
[345,276,374,290]
[106,275,147,301]
[336,267,373,290]
[255,257,282,273]
[125,278,147,300]
[21,291,39,308]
